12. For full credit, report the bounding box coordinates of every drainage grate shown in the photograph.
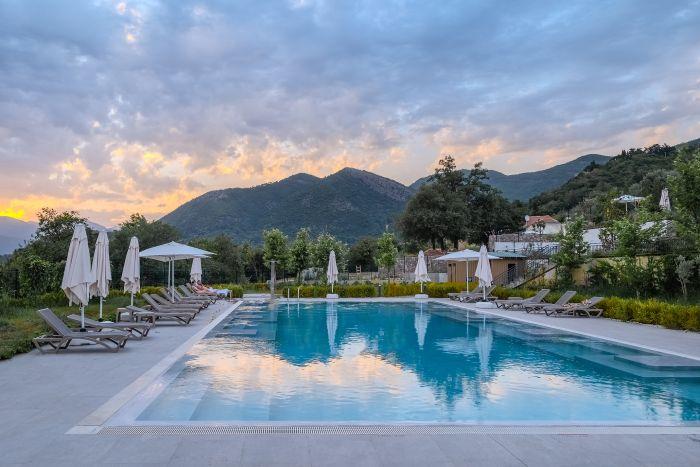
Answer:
[97,424,698,436]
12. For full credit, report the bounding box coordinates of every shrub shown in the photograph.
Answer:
[599,296,700,331]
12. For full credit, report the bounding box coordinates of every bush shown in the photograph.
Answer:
[281,284,376,298]
[599,296,700,331]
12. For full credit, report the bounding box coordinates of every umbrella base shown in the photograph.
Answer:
[474,301,497,309]
[414,294,429,299]
[326,294,339,299]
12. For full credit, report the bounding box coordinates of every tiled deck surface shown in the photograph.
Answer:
[1,299,700,466]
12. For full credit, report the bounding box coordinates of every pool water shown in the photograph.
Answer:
[134,301,700,424]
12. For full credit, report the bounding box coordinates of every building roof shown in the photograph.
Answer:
[491,251,527,259]
[435,249,500,261]
[524,215,560,229]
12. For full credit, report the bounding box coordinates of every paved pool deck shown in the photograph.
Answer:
[1,298,699,466]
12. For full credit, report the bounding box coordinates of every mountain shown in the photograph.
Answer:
[161,168,414,243]
[409,154,611,201]
[0,217,37,254]
[529,139,700,216]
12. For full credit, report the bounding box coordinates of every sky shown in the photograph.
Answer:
[1,0,699,226]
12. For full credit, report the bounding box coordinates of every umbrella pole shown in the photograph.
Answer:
[130,292,134,307]
[80,305,86,330]
[99,296,103,320]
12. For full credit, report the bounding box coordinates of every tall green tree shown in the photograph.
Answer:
[347,236,378,272]
[189,235,247,284]
[375,231,399,278]
[311,232,347,272]
[669,147,700,248]
[551,215,589,286]
[289,228,312,280]
[262,228,289,272]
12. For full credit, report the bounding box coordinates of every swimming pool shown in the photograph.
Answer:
[119,301,700,424]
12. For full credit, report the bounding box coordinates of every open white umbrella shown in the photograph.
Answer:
[414,250,431,294]
[140,241,214,301]
[61,223,94,329]
[327,250,339,294]
[659,187,671,211]
[190,257,202,283]
[474,244,493,302]
[121,236,140,306]
[90,230,111,320]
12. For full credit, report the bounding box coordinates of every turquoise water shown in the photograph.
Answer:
[137,301,700,423]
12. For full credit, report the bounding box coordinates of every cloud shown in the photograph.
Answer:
[1,0,699,225]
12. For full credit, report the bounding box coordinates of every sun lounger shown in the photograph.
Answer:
[455,285,496,303]
[496,289,550,309]
[67,314,152,338]
[524,290,576,314]
[163,287,210,307]
[548,296,604,317]
[153,292,204,310]
[179,285,217,302]
[33,308,129,353]
[124,305,195,325]
[143,293,201,314]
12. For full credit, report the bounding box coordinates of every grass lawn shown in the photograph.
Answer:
[0,294,141,360]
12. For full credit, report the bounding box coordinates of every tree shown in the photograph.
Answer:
[375,231,399,278]
[262,228,289,272]
[110,213,180,285]
[348,236,378,272]
[311,232,347,272]
[289,228,312,280]
[551,216,589,285]
[675,256,698,300]
[399,157,522,248]
[189,235,247,284]
[669,147,700,249]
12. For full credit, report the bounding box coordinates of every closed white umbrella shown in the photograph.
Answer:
[327,250,339,294]
[414,250,431,294]
[414,304,430,350]
[90,230,111,320]
[326,303,338,354]
[659,187,671,211]
[190,257,202,283]
[121,236,140,306]
[61,224,94,329]
[474,244,493,302]
[476,326,493,374]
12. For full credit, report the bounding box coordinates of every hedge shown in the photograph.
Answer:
[600,297,700,331]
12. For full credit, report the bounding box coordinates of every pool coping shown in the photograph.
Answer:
[67,300,242,435]
[68,298,700,435]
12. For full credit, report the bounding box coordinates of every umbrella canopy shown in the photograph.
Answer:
[434,249,499,261]
[614,194,644,204]
[327,250,339,284]
[139,241,214,261]
[90,230,111,299]
[61,223,94,307]
[414,250,431,283]
[190,257,202,283]
[475,245,493,298]
[121,236,140,295]
[659,187,671,211]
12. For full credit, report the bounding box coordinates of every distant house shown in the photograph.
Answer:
[523,215,562,235]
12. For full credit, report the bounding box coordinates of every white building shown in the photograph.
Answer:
[523,215,563,235]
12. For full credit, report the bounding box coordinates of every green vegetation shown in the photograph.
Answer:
[398,156,523,248]
[551,216,589,285]
[160,168,413,244]
[410,154,611,201]
[375,231,399,276]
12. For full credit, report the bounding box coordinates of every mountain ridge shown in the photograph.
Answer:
[161,154,613,243]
